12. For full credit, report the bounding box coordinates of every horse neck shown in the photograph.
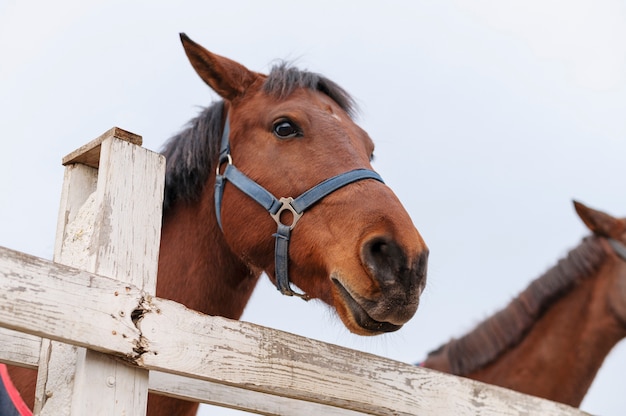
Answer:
[468,260,626,407]
[157,197,261,319]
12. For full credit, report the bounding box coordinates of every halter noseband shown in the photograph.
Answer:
[214,114,384,299]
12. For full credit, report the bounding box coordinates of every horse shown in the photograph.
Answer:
[5,34,429,416]
[422,200,626,407]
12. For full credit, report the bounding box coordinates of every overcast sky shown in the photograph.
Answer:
[1,1,625,415]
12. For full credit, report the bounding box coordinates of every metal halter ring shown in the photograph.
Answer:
[215,154,233,176]
[270,197,303,230]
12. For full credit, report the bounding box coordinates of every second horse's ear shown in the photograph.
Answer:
[573,200,625,239]
[179,33,262,102]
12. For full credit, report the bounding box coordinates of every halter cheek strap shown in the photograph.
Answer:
[608,238,626,262]
[215,114,384,299]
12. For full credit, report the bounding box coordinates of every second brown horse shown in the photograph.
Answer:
[423,200,626,407]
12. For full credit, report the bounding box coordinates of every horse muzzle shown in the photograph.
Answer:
[331,244,427,335]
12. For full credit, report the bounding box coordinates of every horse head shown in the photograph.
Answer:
[574,200,626,329]
[179,33,428,335]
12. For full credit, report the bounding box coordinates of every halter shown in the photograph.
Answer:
[608,238,626,262]
[215,114,384,299]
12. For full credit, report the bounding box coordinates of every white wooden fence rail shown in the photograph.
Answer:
[0,128,590,416]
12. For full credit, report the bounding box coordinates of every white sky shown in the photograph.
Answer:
[1,1,625,415]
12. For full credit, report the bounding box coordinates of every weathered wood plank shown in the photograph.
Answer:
[54,163,98,244]
[0,327,40,368]
[149,372,373,416]
[140,297,588,416]
[0,247,588,416]
[61,127,142,168]
[0,246,143,357]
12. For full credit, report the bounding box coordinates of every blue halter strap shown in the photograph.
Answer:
[214,114,384,299]
[608,238,626,262]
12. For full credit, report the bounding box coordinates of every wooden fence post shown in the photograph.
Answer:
[33,128,165,415]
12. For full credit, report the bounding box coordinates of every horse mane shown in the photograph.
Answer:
[429,236,607,375]
[160,62,356,213]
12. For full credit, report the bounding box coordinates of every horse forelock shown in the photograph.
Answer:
[433,236,607,376]
[161,64,357,214]
[263,62,358,118]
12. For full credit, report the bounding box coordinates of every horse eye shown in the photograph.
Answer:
[273,121,300,139]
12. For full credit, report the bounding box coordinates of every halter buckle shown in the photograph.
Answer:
[270,197,303,230]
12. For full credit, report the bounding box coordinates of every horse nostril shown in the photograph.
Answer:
[362,236,428,289]
[370,239,389,257]
[362,236,404,283]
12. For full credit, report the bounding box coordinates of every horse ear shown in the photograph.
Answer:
[179,33,262,101]
[573,200,625,238]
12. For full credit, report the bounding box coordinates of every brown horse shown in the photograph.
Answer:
[7,34,428,415]
[422,200,626,407]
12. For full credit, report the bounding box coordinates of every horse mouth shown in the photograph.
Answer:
[332,278,402,334]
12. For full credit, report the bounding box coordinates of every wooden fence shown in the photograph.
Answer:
[0,128,590,415]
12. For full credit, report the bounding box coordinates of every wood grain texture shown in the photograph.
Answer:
[140,297,589,416]
[0,246,143,357]
[149,371,373,416]
[0,327,40,368]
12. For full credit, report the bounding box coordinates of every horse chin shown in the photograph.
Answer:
[331,276,403,336]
